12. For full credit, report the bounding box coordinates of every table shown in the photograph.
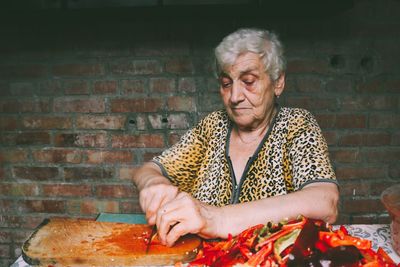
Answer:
[11,219,400,266]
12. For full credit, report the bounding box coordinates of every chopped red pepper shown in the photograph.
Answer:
[319,231,372,250]
[187,216,398,267]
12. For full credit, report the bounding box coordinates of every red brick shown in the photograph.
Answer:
[335,114,366,128]
[0,149,29,163]
[335,214,350,225]
[389,164,400,179]
[168,132,184,146]
[95,184,136,198]
[0,244,10,258]
[165,58,194,74]
[167,113,190,129]
[76,115,126,129]
[13,167,59,181]
[342,198,385,213]
[0,183,39,197]
[361,149,400,163]
[53,97,105,113]
[143,152,162,162]
[0,116,18,130]
[12,230,33,243]
[150,77,176,93]
[42,184,92,197]
[198,93,224,112]
[392,132,400,146]
[325,78,353,93]
[358,78,400,93]
[0,230,11,243]
[52,63,104,77]
[64,80,89,95]
[119,166,137,180]
[86,150,133,164]
[0,64,47,79]
[120,201,142,213]
[111,98,163,112]
[178,77,196,92]
[0,200,13,212]
[94,80,117,94]
[1,132,51,146]
[134,42,190,56]
[322,130,337,145]
[121,79,146,94]
[339,132,391,146]
[369,114,400,128]
[330,148,359,163]
[296,76,322,93]
[39,80,62,95]
[286,96,338,111]
[316,114,336,129]
[339,181,369,197]
[112,134,164,148]
[167,96,195,111]
[0,167,4,180]
[67,200,119,215]
[110,60,162,75]
[341,96,397,111]
[64,167,114,181]
[287,59,330,74]
[369,181,398,196]
[22,116,72,129]
[17,200,65,213]
[335,166,385,180]
[54,132,107,148]
[32,148,82,164]
[350,215,380,224]
[0,99,50,113]
[0,215,44,228]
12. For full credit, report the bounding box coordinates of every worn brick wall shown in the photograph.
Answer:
[1,0,399,264]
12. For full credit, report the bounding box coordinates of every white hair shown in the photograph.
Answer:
[215,28,286,82]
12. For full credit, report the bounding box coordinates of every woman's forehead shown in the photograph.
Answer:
[224,53,264,77]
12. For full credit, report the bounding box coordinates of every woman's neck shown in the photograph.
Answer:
[234,107,276,144]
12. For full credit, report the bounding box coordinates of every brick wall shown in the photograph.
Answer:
[1,0,399,264]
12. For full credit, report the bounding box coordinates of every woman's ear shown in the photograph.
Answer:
[274,73,285,97]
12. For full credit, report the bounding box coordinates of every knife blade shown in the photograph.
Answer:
[146,225,157,254]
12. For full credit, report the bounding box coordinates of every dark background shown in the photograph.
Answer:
[1,0,399,264]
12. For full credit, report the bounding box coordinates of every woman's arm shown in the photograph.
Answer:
[213,182,339,238]
[155,181,338,246]
[132,162,179,224]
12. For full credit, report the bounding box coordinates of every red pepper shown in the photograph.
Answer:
[376,247,397,267]
[281,216,307,231]
[246,242,273,266]
[319,231,372,250]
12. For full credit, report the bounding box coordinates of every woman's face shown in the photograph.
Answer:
[219,52,285,130]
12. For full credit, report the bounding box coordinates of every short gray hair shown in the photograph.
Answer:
[215,28,286,82]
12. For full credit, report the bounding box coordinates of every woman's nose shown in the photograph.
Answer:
[230,82,245,104]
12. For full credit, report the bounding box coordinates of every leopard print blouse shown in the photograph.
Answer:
[152,107,337,206]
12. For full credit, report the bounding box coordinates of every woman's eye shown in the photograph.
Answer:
[243,80,255,86]
[220,80,232,88]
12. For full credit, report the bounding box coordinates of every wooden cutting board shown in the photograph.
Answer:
[22,218,202,266]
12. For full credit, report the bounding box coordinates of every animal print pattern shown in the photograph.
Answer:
[152,107,337,206]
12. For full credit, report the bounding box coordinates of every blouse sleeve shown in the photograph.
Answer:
[288,110,338,190]
[151,117,209,193]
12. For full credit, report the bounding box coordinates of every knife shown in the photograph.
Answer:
[146,225,157,254]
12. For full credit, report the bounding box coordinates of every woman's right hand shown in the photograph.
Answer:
[139,183,179,225]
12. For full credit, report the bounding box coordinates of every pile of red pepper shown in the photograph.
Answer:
[187,216,399,267]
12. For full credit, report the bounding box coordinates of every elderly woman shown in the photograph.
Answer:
[132,28,339,247]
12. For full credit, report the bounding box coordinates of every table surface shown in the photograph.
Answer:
[11,213,400,266]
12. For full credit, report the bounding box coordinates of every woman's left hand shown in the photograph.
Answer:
[155,191,220,247]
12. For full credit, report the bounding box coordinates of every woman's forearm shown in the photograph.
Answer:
[132,162,172,191]
[209,182,339,239]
